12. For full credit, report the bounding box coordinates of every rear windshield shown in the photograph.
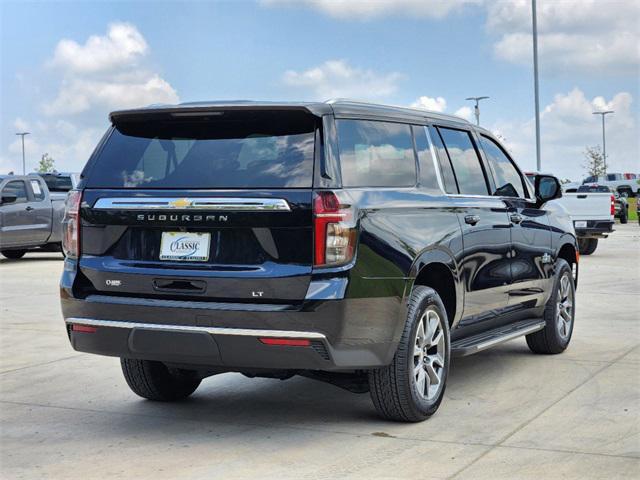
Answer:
[85,111,317,189]
[577,185,609,193]
[40,175,73,192]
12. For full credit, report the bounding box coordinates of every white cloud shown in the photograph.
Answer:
[283,60,402,100]
[262,0,482,19]
[454,106,473,121]
[1,22,179,175]
[50,22,148,73]
[266,0,640,73]
[487,0,640,72]
[13,118,30,132]
[44,23,178,116]
[44,74,178,116]
[492,88,638,180]
[411,96,447,112]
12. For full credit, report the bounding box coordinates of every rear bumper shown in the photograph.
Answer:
[574,220,614,238]
[61,265,406,371]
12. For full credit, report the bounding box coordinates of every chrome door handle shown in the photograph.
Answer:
[464,214,480,225]
[510,213,523,224]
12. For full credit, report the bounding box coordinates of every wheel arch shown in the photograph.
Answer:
[409,248,462,328]
[557,241,579,287]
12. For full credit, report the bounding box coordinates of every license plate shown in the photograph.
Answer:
[160,232,210,261]
[574,221,587,228]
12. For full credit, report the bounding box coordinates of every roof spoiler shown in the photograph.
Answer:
[109,103,328,124]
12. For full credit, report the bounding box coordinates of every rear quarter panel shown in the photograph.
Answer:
[344,189,463,335]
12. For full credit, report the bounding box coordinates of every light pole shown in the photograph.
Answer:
[465,96,489,126]
[15,132,30,175]
[592,110,614,176]
[532,0,541,171]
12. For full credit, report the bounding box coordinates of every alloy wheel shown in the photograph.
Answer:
[556,273,574,340]
[413,309,446,401]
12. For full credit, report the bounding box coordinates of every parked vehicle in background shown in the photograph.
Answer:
[34,172,80,200]
[567,184,628,224]
[61,100,579,422]
[0,175,65,259]
[582,173,639,197]
[527,173,614,255]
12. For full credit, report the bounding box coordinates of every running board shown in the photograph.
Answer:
[451,319,546,357]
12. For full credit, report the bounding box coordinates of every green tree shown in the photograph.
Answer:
[583,146,605,177]
[37,153,56,173]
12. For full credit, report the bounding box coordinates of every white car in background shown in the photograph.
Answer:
[582,173,639,197]
[526,173,614,255]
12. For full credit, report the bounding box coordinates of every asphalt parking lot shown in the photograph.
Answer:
[1,223,638,479]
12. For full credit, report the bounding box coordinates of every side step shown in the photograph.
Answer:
[451,319,546,357]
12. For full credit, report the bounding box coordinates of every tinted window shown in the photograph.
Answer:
[2,181,28,203]
[479,136,526,198]
[429,126,458,193]
[577,185,610,193]
[41,175,73,192]
[413,126,441,193]
[86,111,317,189]
[437,127,488,196]
[337,120,416,187]
[29,179,45,200]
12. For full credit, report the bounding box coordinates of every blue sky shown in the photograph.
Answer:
[1,0,638,180]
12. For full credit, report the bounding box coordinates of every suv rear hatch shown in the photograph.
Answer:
[77,108,319,304]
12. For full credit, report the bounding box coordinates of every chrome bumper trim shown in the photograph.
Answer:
[65,318,326,339]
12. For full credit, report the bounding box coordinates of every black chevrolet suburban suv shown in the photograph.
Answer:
[61,100,578,422]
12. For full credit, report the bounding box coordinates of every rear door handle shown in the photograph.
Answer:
[25,206,34,211]
[464,214,480,225]
[510,213,523,224]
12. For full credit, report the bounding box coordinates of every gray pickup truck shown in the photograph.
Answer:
[0,175,65,259]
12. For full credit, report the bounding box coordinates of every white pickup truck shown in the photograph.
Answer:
[526,173,614,255]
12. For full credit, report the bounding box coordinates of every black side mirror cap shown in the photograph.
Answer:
[1,194,18,205]
[534,174,562,206]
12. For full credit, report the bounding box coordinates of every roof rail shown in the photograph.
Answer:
[325,98,471,123]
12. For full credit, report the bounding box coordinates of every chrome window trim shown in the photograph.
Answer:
[66,318,326,339]
[92,197,291,211]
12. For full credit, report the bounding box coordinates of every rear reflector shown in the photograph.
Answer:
[72,324,97,333]
[259,338,311,347]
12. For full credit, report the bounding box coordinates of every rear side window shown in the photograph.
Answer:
[41,175,72,192]
[412,126,441,193]
[437,127,489,196]
[429,126,458,194]
[336,119,416,187]
[85,111,317,189]
[479,135,526,198]
[2,181,28,203]
[29,179,45,200]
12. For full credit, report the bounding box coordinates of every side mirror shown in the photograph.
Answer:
[534,174,562,206]
[1,194,17,205]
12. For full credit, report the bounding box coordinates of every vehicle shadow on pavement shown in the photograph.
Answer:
[107,347,538,430]
[0,255,63,264]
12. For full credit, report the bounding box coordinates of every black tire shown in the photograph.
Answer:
[1,249,27,259]
[577,237,598,255]
[121,358,201,401]
[526,259,575,354]
[619,208,628,224]
[368,286,450,422]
